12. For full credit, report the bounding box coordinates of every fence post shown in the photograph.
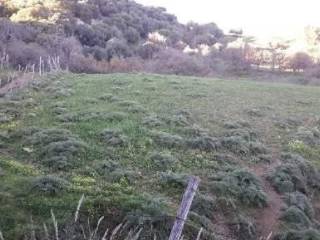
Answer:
[169,176,200,240]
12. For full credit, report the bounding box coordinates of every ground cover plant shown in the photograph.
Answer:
[1,73,320,239]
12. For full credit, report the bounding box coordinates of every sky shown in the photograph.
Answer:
[136,0,320,41]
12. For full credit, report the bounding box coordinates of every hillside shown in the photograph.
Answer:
[1,73,320,239]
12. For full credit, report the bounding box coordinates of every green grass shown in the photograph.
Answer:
[1,73,320,239]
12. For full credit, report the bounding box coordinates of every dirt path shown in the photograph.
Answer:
[251,161,283,240]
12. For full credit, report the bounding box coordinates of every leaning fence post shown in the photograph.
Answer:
[169,176,200,240]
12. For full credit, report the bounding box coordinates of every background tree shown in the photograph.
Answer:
[289,52,313,72]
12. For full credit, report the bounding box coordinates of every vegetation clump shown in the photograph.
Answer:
[45,83,74,98]
[293,127,320,146]
[284,192,314,219]
[0,101,22,123]
[149,151,178,171]
[31,175,70,195]
[223,120,250,129]
[127,104,146,114]
[246,108,264,117]
[52,107,68,115]
[180,124,208,137]
[150,131,185,148]
[221,136,250,155]
[280,206,312,229]
[58,111,127,122]
[187,135,221,152]
[166,110,194,127]
[221,128,269,157]
[159,172,189,189]
[230,215,257,240]
[142,115,163,127]
[274,229,320,240]
[191,193,216,218]
[268,154,320,194]
[118,100,140,108]
[98,93,114,101]
[108,169,141,184]
[17,128,87,171]
[95,160,120,175]
[100,129,129,147]
[210,169,268,207]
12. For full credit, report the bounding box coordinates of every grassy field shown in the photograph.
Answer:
[1,73,320,240]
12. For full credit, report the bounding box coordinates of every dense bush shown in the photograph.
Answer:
[268,154,320,194]
[210,169,268,207]
[289,52,314,72]
[274,229,320,240]
[146,48,211,76]
[13,128,88,171]
[31,175,69,195]
[6,40,48,67]
[100,129,129,147]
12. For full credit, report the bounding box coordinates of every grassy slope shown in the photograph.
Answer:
[1,73,320,239]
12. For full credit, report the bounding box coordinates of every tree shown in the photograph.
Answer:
[289,52,313,72]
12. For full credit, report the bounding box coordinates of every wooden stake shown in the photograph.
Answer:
[169,176,200,240]
[196,228,203,240]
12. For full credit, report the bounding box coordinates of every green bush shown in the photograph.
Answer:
[268,154,320,194]
[150,131,185,148]
[149,152,178,171]
[142,116,163,128]
[16,128,88,171]
[280,206,312,229]
[211,169,268,207]
[284,192,314,219]
[58,111,127,122]
[31,175,69,195]
[159,172,188,189]
[274,229,320,240]
[100,129,129,147]
[230,215,257,240]
[187,135,221,152]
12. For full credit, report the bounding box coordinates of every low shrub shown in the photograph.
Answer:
[280,206,312,229]
[109,169,141,184]
[210,169,268,207]
[284,192,314,220]
[142,116,163,128]
[223,120,250,129]
[17,128,88,171]
[98,93,113,101]
[149,152,178,171]
[187,135,221,152]
[146,48,211,76]
[165,110,194,127]
[159,172,189,189]
[268,154,320,194]
[0,101,23,123]
[246,108,264,117]
[58,111,127,123]
[31,175,69,195]
[100,129,128,147]
[150,131,185,148]
[230,215,257,240]
[191,193,216,218]
[221,136,250,155]
[127,105,146,114]
[293,127,320,146]
[273,229,320,240]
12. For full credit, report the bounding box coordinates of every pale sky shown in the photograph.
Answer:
[136,0,320,41]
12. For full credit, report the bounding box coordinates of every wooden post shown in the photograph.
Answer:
[169,176,200,240]
[39,56,42,76]
[196,228,203,240]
